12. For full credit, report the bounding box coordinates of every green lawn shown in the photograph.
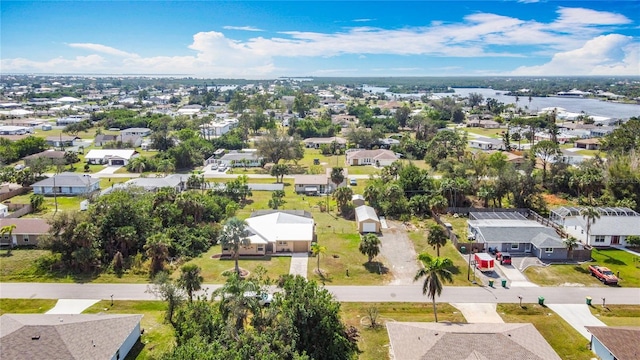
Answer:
[525,248,640,287]
[589,305,640,327]
[83,300,173,360]
[10,192,85,217]
[341,302,466,360]
[0,298,57,315]
[497,304,594,360]
[174,245,291,283]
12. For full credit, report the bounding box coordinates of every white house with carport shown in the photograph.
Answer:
[550,206,640,247]
[85,149,139,166]
[355,205,381,233]
[217,150,263,168]
[468,138,505,151]
[221,210,315,256]
[31,173,100,196]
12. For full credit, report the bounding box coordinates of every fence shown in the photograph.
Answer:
[5,204,33,218]
[0,187,30,202]
[431,211,460,246]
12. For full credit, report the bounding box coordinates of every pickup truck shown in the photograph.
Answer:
[588,265,619,285]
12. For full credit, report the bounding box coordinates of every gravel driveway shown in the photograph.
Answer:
[379,221,421,285]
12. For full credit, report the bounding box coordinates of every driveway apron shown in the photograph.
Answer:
[451,303,504,323]
[46,299,100,314]
[547,304,607,339]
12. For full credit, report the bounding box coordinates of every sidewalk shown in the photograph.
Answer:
[547,304,606,339]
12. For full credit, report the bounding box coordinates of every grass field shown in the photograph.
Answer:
[341,302,465,360]
[497,303,594,360]
[588,304,640,326]
[0,298,56,315]
[525,248,640,287]
[83,300,173,360]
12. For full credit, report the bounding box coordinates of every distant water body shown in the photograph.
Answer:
[362,86,640,119]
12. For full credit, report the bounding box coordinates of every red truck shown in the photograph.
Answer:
[588,265,619,285]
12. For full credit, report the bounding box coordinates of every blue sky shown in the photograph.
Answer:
[1,1,638,77]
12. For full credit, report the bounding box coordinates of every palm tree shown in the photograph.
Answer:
[311,242,326,275]
[580,207,601,245]
[178,263,203,302]
[564,237,579,260]
[359,234,381,263]
[333,186,353,214]
[414,253,454,323]
[330,167,345,192]
[427,224,448,257]
[213,273,259,332]
[156,159,175,176]
[1,224,17,255]
[428,195,448,217]
[144,233,171,275]
[129,156,146,174]
[220,217,250,275]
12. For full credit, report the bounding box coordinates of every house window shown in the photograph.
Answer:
[511,243,519,250]
[595,236,605,243]
[278,241,287,246]
[544,248,553,253]
[222,246,229,251]
[257,246,264,252]
[23,236,29,242]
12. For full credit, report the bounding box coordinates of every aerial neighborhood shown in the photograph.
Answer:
[1,75,639,360]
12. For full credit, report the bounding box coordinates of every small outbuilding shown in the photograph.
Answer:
[355,205,380,233]
[351,194,365,207]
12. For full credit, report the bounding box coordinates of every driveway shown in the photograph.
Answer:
[451,303,504,323]
[495,263,538,288]
[547,304,606,339]
[46,299,100,314]
[289,253,309,279]
[95,165,122,175]
[378,221,420,285]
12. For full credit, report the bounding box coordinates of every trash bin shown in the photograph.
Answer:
[460,246,467,254]
[488,280,494,287]
[538,296,545,305]
[501,279,507,287]
[586,296,592,305]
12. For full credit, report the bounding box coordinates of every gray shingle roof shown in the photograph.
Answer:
[0,314,142,360]
[387,322,561,360]
[586,326,640,360]
[469,219,561,245]
[31,173,100,188]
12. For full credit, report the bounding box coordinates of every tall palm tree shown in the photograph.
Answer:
[178,263,203,302]
[580,207,601,245]
[311,243,327,275]
[427,224,448,257]
[330,167,345,192]
[144,233,171,275]
[333,186,353,213]
[359,234,381,263]
[414,253,454,323]
[1,224,17,255]
[220,217,250,275]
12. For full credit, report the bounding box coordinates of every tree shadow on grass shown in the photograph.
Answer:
[574,266,591,275]
[447,266,461,275]
[313,268,333,283]
[602,257,626,266]
[363,261,389,275]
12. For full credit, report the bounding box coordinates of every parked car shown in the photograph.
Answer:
[218,165,227,172]
[588,265,619,285]
[210,163,218,170]
[349,178,357,186]
[243,291,273,306]
[496,251,512,265]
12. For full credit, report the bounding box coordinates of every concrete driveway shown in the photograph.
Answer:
[378,221,420,285]
[95,165,122,175]
[289,253,309,279]
[495,263,538,288]
[547,304,606,339]
[46,299,100,314]
[451,303,504,323]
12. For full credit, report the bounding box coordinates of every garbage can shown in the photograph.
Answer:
[586,296,592,305]
[460,246,467,254]
[538,296,545,305]
[488,280,494,287]
[501,279,507,287]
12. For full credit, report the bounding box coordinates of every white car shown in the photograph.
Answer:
[218,165,227,172]
[210,163,218,170]
[243,291,273,306]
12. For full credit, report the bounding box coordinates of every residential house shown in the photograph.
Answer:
[346,149,399,167]
[0,218,51,247]
[355,205,381,233]
[331,114,358,127]
[85,149,139,166]
[0,204,8,218]
[222,210,315,256]
[56,115,87,126]
[293,174,329,195]
[303,136,347,149]
[386,322,561,360]
[0,314,142,360]
[468,138,505,151]
[46,135,78,148]
[124,174,187,193]
[586,326,640,360]
[23,150,66,166]
[94,134,142,147]
[120,127,152,137]
[557,149,586,166]
[200,118,238,137]
[486,150,525,167]
[31,173,100,196]
[217,150,263,167]
[550,207,640,247]
[467,211,585,261]
[0,126,31,135]
[575,138,600,150]
[377,138,400,149]
[590,126,615,138]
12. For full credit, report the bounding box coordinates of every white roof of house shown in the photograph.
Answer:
[56,96,82,103]
[85,149,137,160]
[245,212,314,243]
[355,205,379,222]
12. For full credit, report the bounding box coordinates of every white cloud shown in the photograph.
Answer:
[222,26,264,32]
[511,34,640,75]
[352,18,375,22]
[67,43,138,57]
[1,6,635,76]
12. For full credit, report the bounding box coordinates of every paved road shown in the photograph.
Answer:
[2,283,638,305]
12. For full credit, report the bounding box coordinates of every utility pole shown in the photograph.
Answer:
[53,175,58,214]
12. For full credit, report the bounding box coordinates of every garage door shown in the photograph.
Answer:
[362,222,377,233]
[110,159,125,166]
[293,241,309,253]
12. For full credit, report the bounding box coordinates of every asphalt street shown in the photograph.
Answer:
[1,282,638,305]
